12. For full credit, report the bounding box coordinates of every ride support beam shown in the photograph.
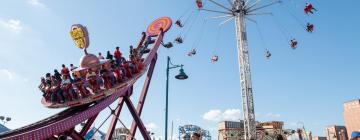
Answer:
[104,98,125,140]
[80,113,99,136]
[124,96,151,140]
[70,129,85,140]
[127,55,157,140]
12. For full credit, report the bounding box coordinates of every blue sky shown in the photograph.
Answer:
[0,0,359,139]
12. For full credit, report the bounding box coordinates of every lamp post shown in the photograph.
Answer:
[0,116,11,125]
[165,56,188,140]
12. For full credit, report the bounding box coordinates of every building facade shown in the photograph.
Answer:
[325,125,348,140]
[344,99,360,138]
[259,121,284,135]
[112,128,130,140]
[218,121,244,140]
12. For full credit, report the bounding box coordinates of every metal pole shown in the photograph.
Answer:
[234,0,256,139]
[171,121,173,140]
[128,55,158,140]
[165,56,170,140]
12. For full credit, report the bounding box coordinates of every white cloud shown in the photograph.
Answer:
[222,109,242,121]
[146,122,158,131]
[27,0,46,7]
[203,109,242,122]
[0,19,23,33]
[0,69,28,82]
[203,109,222,121]
[265,112,281,118]
[0,69,14,80]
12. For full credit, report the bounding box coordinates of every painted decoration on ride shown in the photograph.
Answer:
[70,24,90,49]
[147,17,172,37]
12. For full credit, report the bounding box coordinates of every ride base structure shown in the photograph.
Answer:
[0,17,172,140]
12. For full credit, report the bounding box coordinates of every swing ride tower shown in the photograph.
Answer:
[234,1,256,139]
[200,0,281,139]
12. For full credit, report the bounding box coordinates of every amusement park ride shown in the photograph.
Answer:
[174,0,317,139]
[0,17,172,140]
[0,0,317,139]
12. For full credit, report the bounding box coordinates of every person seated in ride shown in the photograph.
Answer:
[211,55,219,63]
[39,77,50,101]
[72,73,91,98]
[100,66,113,89]
[70,64,78,71]
[196,0,203,9]
[121,60,133,78]
[54,69,62,81]
[187,48,196,56]
[98,52,105,59]
[174,36,183,44]
[129,55,140,73]
[175,20,184,28]
[306,23,314,33]
[43,81,52,102]
[107,66,117,85]
[290,39,298,49]
[106,51,113,60]
[114,46,122,66]
[61,64,70,76]
[86,69,100,93]
[45,73,52,85]
[144,33,155,48]
[135,57,144,71]
[50,76,65,103]
[304,3,317,14]
[265,50,272,59]
[118,58,127,79]
[128,60,137,74]
[139,44,150,56]
[61,75,78,101]
[129,45,139,61]
[112,66,125,83]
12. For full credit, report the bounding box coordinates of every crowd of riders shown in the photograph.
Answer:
[39,34,154,104]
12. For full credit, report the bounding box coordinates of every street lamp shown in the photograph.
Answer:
[0,116,11,124]
[148,131,155,140]
[165,56,188,140]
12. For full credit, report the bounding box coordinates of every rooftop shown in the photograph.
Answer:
[344,99,360,104]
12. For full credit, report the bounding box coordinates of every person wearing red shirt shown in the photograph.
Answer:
[304,3,317,14]
[196,0,203,9]
[61,64,70,76]
[114,47,122,66]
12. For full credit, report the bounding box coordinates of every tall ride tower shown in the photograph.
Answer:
[200,0,281,139]
[233,1,255,139]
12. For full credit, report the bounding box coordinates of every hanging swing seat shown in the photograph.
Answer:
[174,37,184,44]
[175,20,184,28]
[211,55,219,63]
[290,39,298,49]
[187,49,197,56]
